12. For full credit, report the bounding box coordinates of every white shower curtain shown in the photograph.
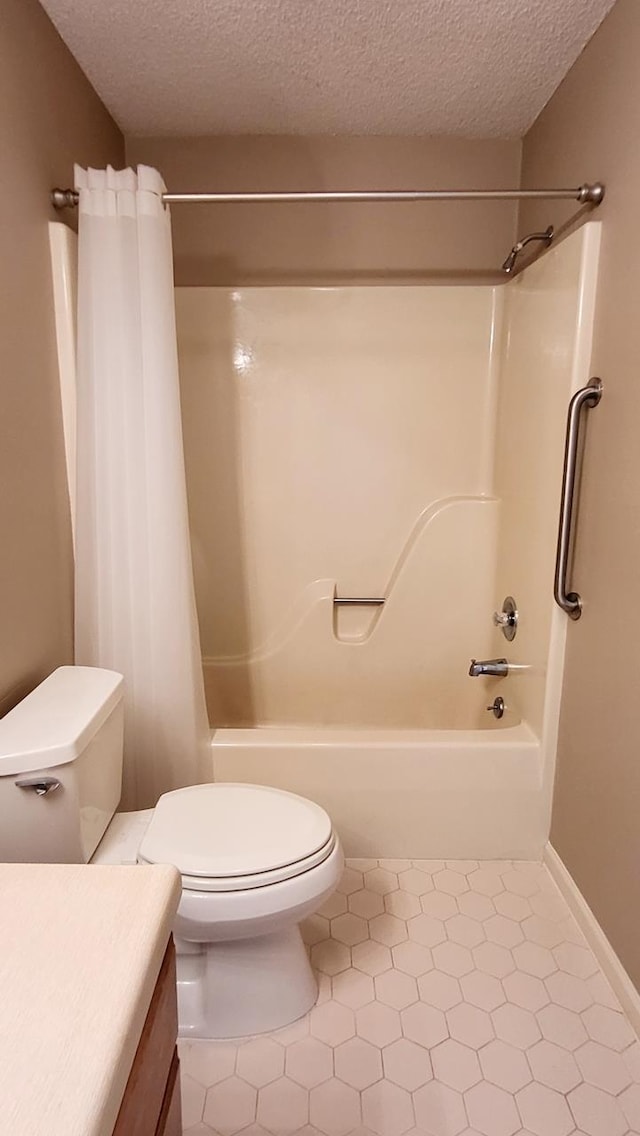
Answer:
[74,165,209,809]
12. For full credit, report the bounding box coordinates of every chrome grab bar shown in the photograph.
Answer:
[554,377,602,620]
[333,597,385,606]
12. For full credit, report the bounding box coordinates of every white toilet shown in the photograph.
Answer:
[0,665,343,1039]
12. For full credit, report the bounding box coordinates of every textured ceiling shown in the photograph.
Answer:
[40,0,616,138]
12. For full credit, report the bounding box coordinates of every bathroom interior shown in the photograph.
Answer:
[2,1,640,1134]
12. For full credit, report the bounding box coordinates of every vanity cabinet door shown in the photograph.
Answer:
[113,939,181,1136]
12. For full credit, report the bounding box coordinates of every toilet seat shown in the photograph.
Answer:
[137,782,336,892]
[175,833,337,892]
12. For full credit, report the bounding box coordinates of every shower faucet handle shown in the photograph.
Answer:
[492,596,518,641]
[493,611,511,626]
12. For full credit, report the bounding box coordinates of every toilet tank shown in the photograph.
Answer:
[0,666,124,863]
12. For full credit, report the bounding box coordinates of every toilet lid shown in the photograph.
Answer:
[137,783,334,887]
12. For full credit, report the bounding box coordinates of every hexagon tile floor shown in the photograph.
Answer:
[179,858,640,1136]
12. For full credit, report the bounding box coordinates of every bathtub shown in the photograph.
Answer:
[210,721,545,861]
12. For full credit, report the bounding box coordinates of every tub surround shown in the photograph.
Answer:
[0,863,181,1136]
[176,228,599,745]
[172,225,602,867]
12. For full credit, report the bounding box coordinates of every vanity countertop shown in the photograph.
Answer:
[0,862,181,1136]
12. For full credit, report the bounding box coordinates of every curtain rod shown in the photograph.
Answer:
[51,183,605,209]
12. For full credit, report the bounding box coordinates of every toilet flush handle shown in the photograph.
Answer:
[15,776,62,796]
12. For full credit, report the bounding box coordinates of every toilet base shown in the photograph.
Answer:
[175,925,318,1038]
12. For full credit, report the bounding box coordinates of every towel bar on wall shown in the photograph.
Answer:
[554,377,603,620]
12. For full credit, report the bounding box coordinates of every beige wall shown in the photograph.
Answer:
[126,136,521,285]
[0,0,123,715]
[520,0,640,987]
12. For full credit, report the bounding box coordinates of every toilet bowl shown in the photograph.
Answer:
[0,666,343,1039]
[95,783,343,1038]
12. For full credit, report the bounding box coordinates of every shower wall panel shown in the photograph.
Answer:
[175,286,501,727]
[490,224,601,800]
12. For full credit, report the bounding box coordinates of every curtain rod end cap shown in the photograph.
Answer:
[579,182,605,205]
[51,188,78,209]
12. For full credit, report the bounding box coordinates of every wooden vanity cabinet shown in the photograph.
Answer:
[112,938,182,1136]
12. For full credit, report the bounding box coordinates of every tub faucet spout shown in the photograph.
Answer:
[468,658,509,678]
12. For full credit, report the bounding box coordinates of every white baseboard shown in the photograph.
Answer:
[544,843,640,1039]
